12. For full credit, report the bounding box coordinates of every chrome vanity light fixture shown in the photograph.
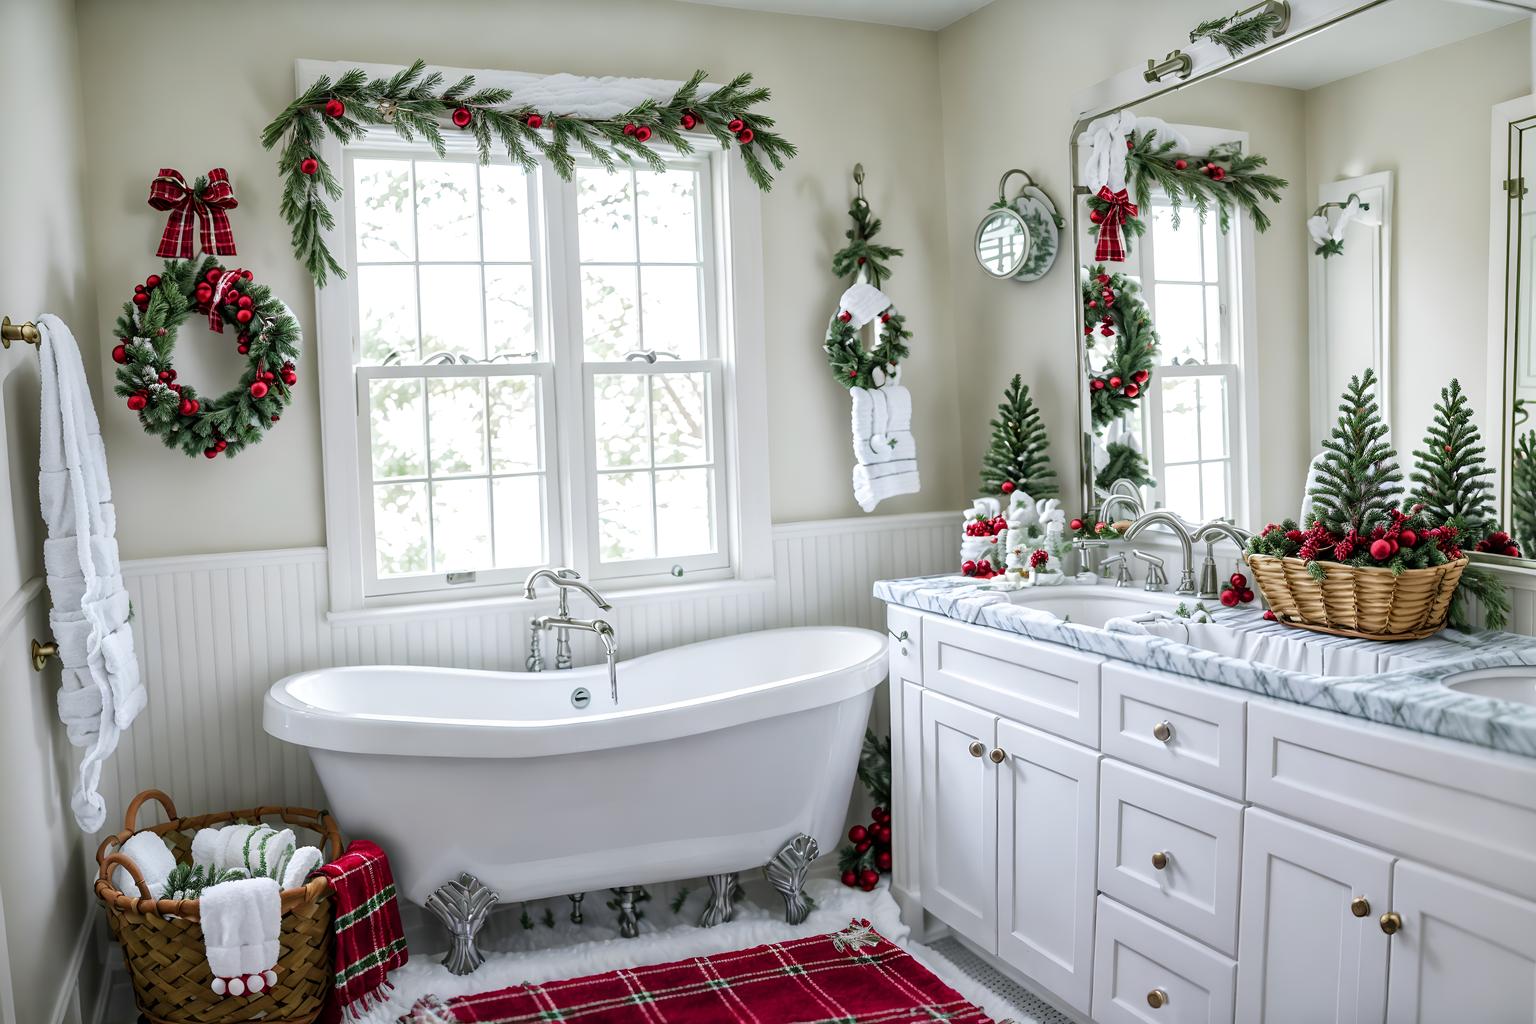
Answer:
[974,169,1064,282]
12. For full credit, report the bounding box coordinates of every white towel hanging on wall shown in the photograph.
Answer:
[36,315,142,833]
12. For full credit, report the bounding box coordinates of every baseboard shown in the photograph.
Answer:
[49,912,99,1024]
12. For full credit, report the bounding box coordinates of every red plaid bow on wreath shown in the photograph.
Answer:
[1094,186,1139,263]
[147,168,238,259]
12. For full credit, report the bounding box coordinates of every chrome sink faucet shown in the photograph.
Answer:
[1192,521,1256,600]
[524,567,621,704]
[1123,511,1199,595]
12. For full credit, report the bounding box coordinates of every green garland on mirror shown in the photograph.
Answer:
[1082,264,1157,429]
[1189,5,1286,57]
[262,61,797,286]
[1087,128,1288,259]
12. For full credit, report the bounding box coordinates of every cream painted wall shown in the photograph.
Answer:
[934,0,1235,511]
[75,0,962,559]
[1304,23,1531,457]
[0,0,109,1020]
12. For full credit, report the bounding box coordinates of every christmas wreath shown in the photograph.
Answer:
[112,256,301,459]
[263,61,796,286]
[1087,128,1286,262]
[1082,264,1157,429]
[824,304,911,389]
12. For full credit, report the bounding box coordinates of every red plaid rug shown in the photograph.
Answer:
[404,919,996,1023]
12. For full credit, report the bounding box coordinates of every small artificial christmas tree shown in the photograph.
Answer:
[1409,379,1496,543]
[1096,437,1155,493]
[980,375,1057,498]
[1308,368,1402,539]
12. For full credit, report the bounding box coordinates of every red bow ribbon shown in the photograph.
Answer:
[147,168,238,259]
[1094,186,1139,263]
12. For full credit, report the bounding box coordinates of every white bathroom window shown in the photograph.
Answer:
[309,64,771,612]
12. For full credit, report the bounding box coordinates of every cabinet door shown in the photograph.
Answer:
[996,718,1100,1014]
[1235,809,1392,1024]
[1386,860,1536,1023]
[920,689,998,952]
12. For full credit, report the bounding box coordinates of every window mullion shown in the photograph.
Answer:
[544,162,593,576]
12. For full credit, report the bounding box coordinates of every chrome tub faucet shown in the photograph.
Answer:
[524,568,621,703]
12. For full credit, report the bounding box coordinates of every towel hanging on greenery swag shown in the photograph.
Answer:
[263,61,796,286]
[1087,129,1287,262]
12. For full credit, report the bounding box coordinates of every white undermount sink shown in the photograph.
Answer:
[1442,667,1536,706]
[995,584,1189,629]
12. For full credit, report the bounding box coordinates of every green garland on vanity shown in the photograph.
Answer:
[262,60,797,286]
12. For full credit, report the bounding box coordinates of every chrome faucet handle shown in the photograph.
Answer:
[1133,550,1167,592]
[1101,553,1134,588]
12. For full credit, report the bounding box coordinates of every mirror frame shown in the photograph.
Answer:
[975,205,1033,278]
[1490,99,1536,565]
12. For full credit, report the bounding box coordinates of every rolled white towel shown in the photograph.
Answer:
[202,876,282,997]
[249,828,296,882]
[112,831,176,900]
[853,460,920,512]
[280,846,324,890]
[191,825,229,869]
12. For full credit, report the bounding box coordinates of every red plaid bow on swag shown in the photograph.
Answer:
[147,168,238,259]
[1094,186,1139,263]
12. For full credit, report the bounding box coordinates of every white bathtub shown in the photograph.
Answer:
[263,626,886,905]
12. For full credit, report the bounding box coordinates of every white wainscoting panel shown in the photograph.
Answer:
[97,511,954,833]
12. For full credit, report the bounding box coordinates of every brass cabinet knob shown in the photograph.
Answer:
[1151,850,1169,870]
[1351,896,1371,918]
[1147,988,1169,1009]
[1380,911,1403,935]
[968,741,985,758]
[989,747,1006,764]
[1152,720,1174,743]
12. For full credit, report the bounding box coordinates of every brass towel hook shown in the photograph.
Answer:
[852,162,866,206]
[31,639,59,672]
[1,317,42,350]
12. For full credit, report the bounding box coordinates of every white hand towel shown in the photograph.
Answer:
[867,385,918,463]
[853,460,920,512]
[36,315,142,833]
[111,831,177,900]
[850,387,878,462]
[280,846,324,890]
[882,385,912,432]
[201,876,281,997]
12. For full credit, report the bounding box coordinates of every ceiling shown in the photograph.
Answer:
[1224,0,1527,90]
[674,0,994,31]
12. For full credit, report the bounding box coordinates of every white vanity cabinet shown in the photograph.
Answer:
[888,605,1536,1023]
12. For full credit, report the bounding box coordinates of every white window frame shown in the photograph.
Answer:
[1126,124,1260,526]
[303,60,772,616]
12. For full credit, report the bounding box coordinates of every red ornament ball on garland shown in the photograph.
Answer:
[1091,378,1106,391]
[1211,166,1226,181]
[299,157,319,176]
[848,825,868,843]
[737,128,754,144]
[237,343,250,355]
[842,870,858,887]
[839,310,852,322]
[876,825,892,844]
[126,393,148,411]
[112,344,127,364]
[1124,383,1139,398]
[1109,376,1122,388]
[728,118,745,133]
[203,448,218,459]
[1087,300,1098,309]
[249,380,269,399]
[680,111,697,130]
[1133,369,1149,384]
[1369,538,1393,561]
[1070,518,1084,531]
[1400,529,1418,548]
[146,274,161,288]
[623,122,637,136]
[235,308,254,324]
[241,269,253,281]
[872,806,887,821]
[451,106,473,128]
[1001,481,1015,494]
[877,850,893,871]
[525,113,543,129]
[861,869,879,887]
[1174,159,1188,171]
[132,292,149,308]
[324,98,346,118]
[1097,274,1110,284]
[205,268,222,284]
[134,284,144,294]
[179,397,199,416]
[634,125,653,143]
[1089,209,1104,224]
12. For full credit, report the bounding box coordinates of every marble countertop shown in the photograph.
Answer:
[875,574,1536,758]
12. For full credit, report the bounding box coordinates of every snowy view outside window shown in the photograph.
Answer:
[348,151,726,595]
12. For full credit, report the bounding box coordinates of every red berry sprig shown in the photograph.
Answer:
[840,804,894,890]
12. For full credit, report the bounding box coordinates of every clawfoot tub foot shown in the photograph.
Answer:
[613,886,641,938]
[699,872,739,927]
[568,892,585,924]
[425,872,499,975]
[765,833,819,925]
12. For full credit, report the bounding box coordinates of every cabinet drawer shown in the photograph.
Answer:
[1099,761,1244,956]
[1093,896,1236,1024]
[923,617,1101,746]
[1247,700,1536,902]
[1102,665,1245,800]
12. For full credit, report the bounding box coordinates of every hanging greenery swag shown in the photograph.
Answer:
[262,61,797,286]
[1086,128,1287,260]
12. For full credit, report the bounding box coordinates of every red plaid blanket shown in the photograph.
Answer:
[404,919,994,1024]
[316,840,409,1019]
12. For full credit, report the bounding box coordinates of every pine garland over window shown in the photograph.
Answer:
[980,374,1057,498]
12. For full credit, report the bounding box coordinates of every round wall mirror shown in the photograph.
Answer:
[975,207,1031,278]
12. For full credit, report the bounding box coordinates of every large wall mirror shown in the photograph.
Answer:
[1070,0,1536,570]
